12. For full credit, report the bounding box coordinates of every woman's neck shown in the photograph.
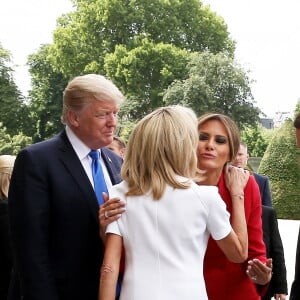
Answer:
[199,168,223,186]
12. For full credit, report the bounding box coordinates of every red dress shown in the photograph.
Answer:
[204,173,267,300]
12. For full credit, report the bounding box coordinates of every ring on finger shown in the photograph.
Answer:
[104,211,109,219]
[251,275,257,281]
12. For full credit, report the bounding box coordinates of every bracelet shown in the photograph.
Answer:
[231,194,244,200]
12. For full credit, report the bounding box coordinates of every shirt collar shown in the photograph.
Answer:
[65,126,101,160]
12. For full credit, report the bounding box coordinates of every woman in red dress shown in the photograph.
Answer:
[197,113,272,300]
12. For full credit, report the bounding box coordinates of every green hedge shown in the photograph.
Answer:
[258,120,300,219]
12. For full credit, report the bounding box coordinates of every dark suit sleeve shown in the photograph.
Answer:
[290,227,300,300]
[0,202,12,267]
[261,177,272,207]
[8,149,59,300]
[0,201,12,299]
[265,207,288,296]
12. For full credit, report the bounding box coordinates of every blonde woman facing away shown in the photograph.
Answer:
[99,105,249,300]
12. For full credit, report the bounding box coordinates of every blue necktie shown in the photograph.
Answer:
[89,150,108,205]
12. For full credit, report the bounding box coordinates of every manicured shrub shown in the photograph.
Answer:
[259,120,300,219]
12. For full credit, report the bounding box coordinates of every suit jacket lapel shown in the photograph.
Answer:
[58,131,99,222]
[101,149,122,185]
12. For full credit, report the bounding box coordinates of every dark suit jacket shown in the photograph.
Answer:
[0,199,13,299]
[290,226,300,300]
[262,206,288,300]
[253,173,272,207]
[8,130,122,300]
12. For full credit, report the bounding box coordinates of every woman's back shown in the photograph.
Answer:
[107,179,231,300]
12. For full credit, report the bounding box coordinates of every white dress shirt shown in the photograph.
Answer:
[65,126,113,190]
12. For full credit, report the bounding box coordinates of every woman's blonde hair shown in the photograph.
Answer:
[197,113,241,161]
[0,155,16,200]
[121,105,202,200]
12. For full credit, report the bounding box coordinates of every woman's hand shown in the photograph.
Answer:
[98,193,126,240]
[224,164,250,196]
[246,258,273,285]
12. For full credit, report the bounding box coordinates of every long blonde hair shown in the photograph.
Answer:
[0,155,16,200]
[121,105,202,200]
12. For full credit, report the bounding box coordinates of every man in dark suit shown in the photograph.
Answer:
[231,142,272,206]
[253,173,272,207]
[8,74,126,300]
[290,112,300,300]
[290,228,300,300]
[232,142,288,299]
[262,206,288,300]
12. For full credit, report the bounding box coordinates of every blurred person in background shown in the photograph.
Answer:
[290,112,300,300]
[0,155,16,299]
[232,142,287,299]
[232,142,272,207]
[261,205,287,300]
[107,136,126,158]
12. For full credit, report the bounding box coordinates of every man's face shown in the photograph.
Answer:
[69,99,119,150]
[231,144,249,168]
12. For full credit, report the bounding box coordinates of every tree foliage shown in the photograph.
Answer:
[104,39,190,119]
[27,45,67,142]
[0,123,32,155]
[0,0,270,157]
[241,124,273,157]
[259,120,300,219]
[23,0,240,126]
[163,51,260,128]
[26,0,261,141]
[49,0,234,78]
[0,44,29,136]
[295,99,300,116]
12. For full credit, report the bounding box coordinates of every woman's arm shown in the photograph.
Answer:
[99,233,123,300]
[216,165,249,262]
